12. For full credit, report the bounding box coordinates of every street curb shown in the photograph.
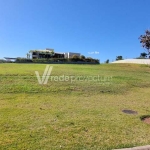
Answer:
[114,145,150,150]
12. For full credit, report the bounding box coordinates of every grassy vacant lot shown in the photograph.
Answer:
[0,63,150,150]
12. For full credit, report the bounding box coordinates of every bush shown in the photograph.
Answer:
[116,56,123,61]
[15,58,33,63]
[105,59,109,63]
[80,55,85,59]
[71,55,80,61]
[0,59,6,63]
[135,57,147,59]
[14,57,100,64]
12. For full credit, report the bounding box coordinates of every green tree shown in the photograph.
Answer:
[80,55,85,59]
[71,55,80,61]
[140,52,147,58]
[105,59,109,63]
[116,56,123,61]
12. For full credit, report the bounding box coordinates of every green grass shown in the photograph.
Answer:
[0,63,150,149]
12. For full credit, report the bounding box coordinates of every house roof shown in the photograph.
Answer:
[4,57,17,60]
[29,50,54,53]
[55,52,64,55]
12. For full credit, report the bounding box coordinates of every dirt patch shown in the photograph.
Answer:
[143,118,150,124]
[141,115,150,125]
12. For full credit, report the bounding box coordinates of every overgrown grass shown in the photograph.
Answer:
[0,63,150,149]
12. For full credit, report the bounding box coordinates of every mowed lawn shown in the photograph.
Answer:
[0,63,150,150]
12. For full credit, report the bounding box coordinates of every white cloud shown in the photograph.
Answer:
[88,51,100,55]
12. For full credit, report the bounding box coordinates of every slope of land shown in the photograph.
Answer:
[0,63,150,149]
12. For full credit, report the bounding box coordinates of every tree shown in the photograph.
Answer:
[71,55,80,61]
[85,57,93,62]
[105,59,109,63]
[26,53,30,59]
[86,57,93,59]
[116,56,123,61]
[139,30,150,55]
[72,54,79,59]
[80,55,85,59]
[140,52,147,58]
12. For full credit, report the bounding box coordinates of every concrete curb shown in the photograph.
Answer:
[114,145,150,150]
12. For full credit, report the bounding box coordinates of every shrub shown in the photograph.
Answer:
[15,58,33,63]
[0,59,6,63]
[80,55,85,59]
[105,59,109,63]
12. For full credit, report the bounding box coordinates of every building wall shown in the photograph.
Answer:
[30,50,80,59]
[32,52,39,59]
[31,51,64,59]
[64,52,80,58]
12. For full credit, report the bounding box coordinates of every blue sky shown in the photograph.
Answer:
[0,0,150,62]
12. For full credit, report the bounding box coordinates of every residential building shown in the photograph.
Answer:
[29,48,80,59]
[29,48,54,59]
